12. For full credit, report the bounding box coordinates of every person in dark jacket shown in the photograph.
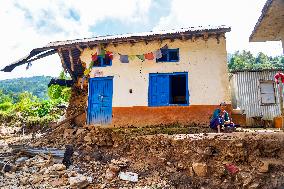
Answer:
[210,102,234,133]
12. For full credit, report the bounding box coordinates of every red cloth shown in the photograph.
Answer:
[91,53,98,61]
[225,164,239,175]
[274,72,284,84]
[106,51,113,60]
[144,52,154,60]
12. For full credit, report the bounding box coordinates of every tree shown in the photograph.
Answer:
[48,70,71,102]
[228,50,284,72]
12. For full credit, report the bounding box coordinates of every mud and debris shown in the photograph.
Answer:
[1,124,284,188]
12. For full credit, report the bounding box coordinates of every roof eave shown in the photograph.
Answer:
[249,0,274,42]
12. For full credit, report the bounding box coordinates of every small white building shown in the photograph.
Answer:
[230,70,282,126]
[2,26,232,127]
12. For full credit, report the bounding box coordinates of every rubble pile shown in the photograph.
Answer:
[1,124,284,188]
[0,154,93,189]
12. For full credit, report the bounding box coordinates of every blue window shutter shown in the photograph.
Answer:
[149,74,169,106]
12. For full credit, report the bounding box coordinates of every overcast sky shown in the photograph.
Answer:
[0,0,283,80]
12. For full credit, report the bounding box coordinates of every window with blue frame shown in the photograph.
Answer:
[148,72,189,106]
[93,55,112,67]
[156,49,179,62]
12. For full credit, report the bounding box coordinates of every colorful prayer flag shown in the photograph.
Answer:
[155,50,162,59]
[84,68,91,76]
[144,52,154,60]
[101,48,106,57]
[106,51,113,60]
[120,55,129,63]
[91,53,98,61]
[129,55,136,61]
[136,55,145,61]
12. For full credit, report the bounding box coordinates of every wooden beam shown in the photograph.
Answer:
[76,45,83,52]
[102,43,108,48]
[54,109,85,128]
[58,48,67,72]
[191,35,196,42]
[69,49,75,71]
[203,32,209,41]
[216,34,221,44]
[58,48,76,81]
[25,50,57,64]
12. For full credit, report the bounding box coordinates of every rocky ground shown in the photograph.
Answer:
[1,125,284,189]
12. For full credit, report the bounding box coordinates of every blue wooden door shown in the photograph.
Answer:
[149,74,169,106]
[87,77,113,125]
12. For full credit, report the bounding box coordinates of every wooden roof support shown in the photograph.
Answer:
[216,34,221,44]
[144,40,149,45]
[203,32,209,41]
[69,49,75,72]
[181,34,186,40]
[191,35,196,42]
[58,48,68,73]
[76,45,83,52]
[58,48,76,81]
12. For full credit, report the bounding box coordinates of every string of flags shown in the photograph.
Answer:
[117,45,166,63]
[90,44,168,64]
[83,44,168,78]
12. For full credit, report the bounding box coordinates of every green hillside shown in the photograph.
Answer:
[0,76,52,99]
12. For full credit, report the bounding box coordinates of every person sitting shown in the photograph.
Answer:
[210,102,235,133]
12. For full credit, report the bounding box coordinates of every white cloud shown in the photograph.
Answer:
[0,0,152,80]
[154,0,283,56]
[0,0,282,80]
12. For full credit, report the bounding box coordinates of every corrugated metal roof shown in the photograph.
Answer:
[230,69,284,73]
[45,25,231,48]
[1,25,231,72]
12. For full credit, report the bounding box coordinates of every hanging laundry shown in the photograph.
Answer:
[154,50,162,59]
[91,53,98,61]
[144,52,154,60]
[120,55,129,63]
[136,55,145,61]
[129,55,136,61]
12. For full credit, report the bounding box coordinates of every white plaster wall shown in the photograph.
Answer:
[80,37,230,107]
